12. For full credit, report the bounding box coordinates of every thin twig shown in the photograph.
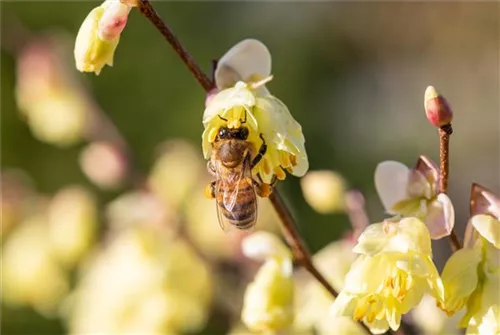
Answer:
[439,124,461,251]
[269,191,339,298]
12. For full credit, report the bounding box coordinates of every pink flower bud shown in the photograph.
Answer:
[98,1,131,41]
[424,86,453,128]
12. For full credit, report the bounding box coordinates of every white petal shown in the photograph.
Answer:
[374,161,410,213]
[215,39,271,89]
[242,231,290,261]
[425,193,455,240]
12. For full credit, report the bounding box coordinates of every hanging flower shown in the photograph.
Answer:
[300,170,347,214]
[74,0,134,75]
[241,231,295,332]
[68,227,213,334]
[202,39,308,184]
[439,184,500,335]
[331,217,444,334]
[294,239,366,335]
[374,155,455,239]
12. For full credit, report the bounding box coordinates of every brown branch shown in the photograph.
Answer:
[269,191,339,297]
[439,124,461,251]
[137,0,214,91]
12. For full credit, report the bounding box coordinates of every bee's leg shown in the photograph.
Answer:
[251,133,267,169]
[207,161,216,176]
[205,181,216,199]
[253,175,273,198]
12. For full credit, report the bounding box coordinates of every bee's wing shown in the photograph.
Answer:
[214,157,257,232]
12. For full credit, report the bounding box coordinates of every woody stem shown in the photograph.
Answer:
[439,125,461,251]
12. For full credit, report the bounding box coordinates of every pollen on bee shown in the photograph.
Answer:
[227,118,241,129]
[275,167,286,181]
[208,127,218,143]
[204,183,214,199]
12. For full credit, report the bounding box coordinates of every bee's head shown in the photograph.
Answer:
[217,126,249,140]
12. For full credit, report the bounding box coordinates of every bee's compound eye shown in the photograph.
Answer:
[239,127,249,139]
[218,127,228,138]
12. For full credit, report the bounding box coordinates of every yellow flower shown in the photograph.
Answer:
[74,0,132,74]
[412,294,463,335]
[47,186,98,267]
[241,232,294,332]
[202,39,308,184]
[439,185,500,335]
[2,215,69,315]
[294,240,366,335]
[331,218,443,334]
[68,227,212,334]
[300,170,347,214]
[374,156,455,239]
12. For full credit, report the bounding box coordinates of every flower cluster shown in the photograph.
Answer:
[68,226,213,334]
[8,5,494,335]
[331,218,443,334]
[241,232,295,332]
[202,39,308,185]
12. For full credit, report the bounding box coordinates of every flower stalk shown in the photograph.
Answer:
[438,108,461,251]
[425,85,461,251]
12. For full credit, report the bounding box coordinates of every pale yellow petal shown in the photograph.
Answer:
[242,231,291,262]
[440,247,481,312]
[354,218,431,256]
[330,291,358,317]
[471,214,500,249]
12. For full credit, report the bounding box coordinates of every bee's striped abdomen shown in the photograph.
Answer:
[217,182,257,230]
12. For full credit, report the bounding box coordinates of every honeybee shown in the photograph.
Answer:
[206,120,271,231]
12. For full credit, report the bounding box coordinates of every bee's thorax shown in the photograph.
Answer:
[218,140,250,168]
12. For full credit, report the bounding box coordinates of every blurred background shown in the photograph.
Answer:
[1,2,498,335]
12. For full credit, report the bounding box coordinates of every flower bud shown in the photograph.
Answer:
[300,170,347,214]
[79,142,127,189]
[424,86,453,128]
[241,232,294,332]
[47,186,98,267]
[74,0,131,75]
